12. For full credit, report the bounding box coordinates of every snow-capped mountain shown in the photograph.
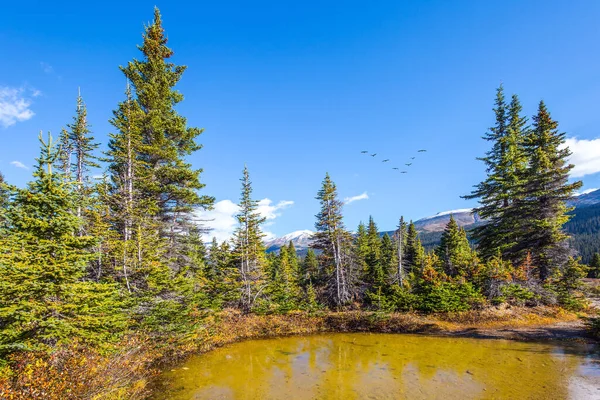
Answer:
[265,230,314,253]
[266,189,600,255]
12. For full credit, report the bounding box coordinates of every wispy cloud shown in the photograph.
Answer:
[10,161,28,170]
[564,137,600,178]
[0,86,38,128]
[344,192,369,205]
[40,62,54,74]
[195,198,294,242]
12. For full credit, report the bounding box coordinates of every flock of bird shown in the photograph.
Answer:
[360,149,426,174]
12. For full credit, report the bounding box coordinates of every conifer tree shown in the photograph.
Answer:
[55,128,72,179]
[465,87,529,260]
[208,239,239,306]
[300,249,319,286]
[68,89,99,189]
[404,221,425,273]
[393,216,408,284]
[589,253,600,278]
[435,215,475,277]
[380,233,398,282]
[312,173,356,307]
[354,222,369,277]
[365,216,384,287]
[232,166,267,310]
[512,101,582,279]
[120,7,213,242]
[0,133,125,353]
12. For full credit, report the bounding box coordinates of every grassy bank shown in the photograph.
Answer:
[0,306,591,400]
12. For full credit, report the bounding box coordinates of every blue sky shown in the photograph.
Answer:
[2,0,600,241]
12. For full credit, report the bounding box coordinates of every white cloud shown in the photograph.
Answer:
[344,192,369,205]
[564,137,600,178]
[0,87,37,127]
[195,198,293,243]
[10,161,28,170]
[574,188,598,196]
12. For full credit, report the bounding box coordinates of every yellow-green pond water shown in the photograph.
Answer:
[155,333,600,399]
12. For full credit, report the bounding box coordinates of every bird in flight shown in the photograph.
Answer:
[411,157,415,160]
[405,163,412,166]
[418,149,427,152]
[361,150,368,154]
[401,171,408,174]
[382,159,390,162]
[370,153,377,157]
[392,167,399,170]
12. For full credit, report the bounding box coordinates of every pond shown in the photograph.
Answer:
[154,333,600,399]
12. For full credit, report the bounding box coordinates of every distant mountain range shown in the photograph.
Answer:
[265,189,600,261]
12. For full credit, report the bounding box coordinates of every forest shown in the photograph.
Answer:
[0,8,595,399]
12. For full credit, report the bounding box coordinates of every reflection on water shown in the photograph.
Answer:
[155,333,600,399]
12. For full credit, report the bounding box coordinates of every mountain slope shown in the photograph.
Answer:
[266,189,600,260]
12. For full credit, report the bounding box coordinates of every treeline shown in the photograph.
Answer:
[0,8,588,360]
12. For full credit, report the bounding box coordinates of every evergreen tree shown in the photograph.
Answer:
[232,166,267,311]
[404,221,425,273]
[208,239,239,306]
[120,7,213,243]
[465,87,529,260]
[68,89,99,189]
[300,249,319,287]
[512,101,582,279]
[0,133,125,353]
[380,234,398,282]
[435,215,474,277]
[589,253,600,278]
[364,216,384,287]
[393,216,408,284]
[354,222,369,277]
[55,128,72,179]
[312,173,356,307]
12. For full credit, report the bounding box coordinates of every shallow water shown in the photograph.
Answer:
[155,333,600,400]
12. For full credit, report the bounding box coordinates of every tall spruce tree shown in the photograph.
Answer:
[120,7,213,244]
[380,234,398,283]
[232,166,267,310]
[393,216,407,284]
[404,221,425,273]
[512,101,582,279]
[435,215,475,277]
[365,216,384,287]
[301,248,319,287]
[312,173,356,307]
[465,86,529,260]
[0,133,125,353]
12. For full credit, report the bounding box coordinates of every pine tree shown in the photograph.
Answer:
[465,87,529,260]
[354,222,369,277]
[0,133,125,353]
[68,89,99,189]
[300,249,319,287]
[589,253,600,278]
[393,216,408,284]
[380,234,398,282]
[232,166,267,310]
[512,101,582,280]
[120,7,213,243]
[404,221,425,273]
[435,215,475,277]
[312,173,356,307]
[55,128,72,179]
[365,216,384,287]
[208,239,239,306]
